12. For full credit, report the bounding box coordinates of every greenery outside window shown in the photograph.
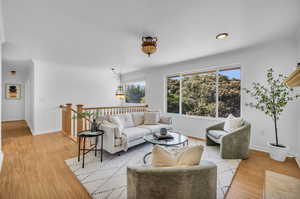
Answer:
[167,76,180,113]
[166,67,241,118]
[125,81,146,103]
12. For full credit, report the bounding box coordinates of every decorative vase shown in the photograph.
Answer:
[267,142,289,162]
[160,128,167,136]
[91,119,98,132]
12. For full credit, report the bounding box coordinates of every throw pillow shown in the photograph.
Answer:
[121,114,135,128]
[223,114,243,132]
[151,145,204,167]
[176,145,204,166]
[132,112,144,126]
[111,114,135,129]
[144,112,160,125]
[159,116,172,124]
[151,145,177,167]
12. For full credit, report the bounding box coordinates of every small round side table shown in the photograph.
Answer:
[77,130,104,168]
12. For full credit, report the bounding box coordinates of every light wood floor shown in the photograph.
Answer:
[0,120,299,199]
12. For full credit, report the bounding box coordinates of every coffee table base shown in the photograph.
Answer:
[143,152,152,164]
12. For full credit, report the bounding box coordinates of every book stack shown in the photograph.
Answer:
[153,132,174,140]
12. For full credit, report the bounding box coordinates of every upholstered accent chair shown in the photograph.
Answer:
[127,160,217,199]
[206,121,251,159]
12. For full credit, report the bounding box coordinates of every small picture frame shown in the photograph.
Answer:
[5,83,21,100]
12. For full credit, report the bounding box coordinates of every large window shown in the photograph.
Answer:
[167,76,180,113]
[125,81,145,103]
[166,67,241,118]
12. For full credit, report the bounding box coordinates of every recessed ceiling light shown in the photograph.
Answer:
[216,33,229,40]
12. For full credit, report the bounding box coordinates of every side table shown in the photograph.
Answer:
[77,130,104,168]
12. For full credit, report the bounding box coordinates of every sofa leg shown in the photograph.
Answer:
[117,152,121,156]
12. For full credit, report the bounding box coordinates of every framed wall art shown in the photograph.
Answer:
[5,83,21,100]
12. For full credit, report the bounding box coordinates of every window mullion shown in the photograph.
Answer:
[179,74,182,115]
[216,70,219,118]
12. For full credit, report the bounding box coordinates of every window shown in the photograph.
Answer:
[218,68,241,117]
[125,81,145,103]
[166,67,241,118]
[167,76,180,113]
[182,71,216,117]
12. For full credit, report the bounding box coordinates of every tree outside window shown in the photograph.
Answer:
[166,67,241,118]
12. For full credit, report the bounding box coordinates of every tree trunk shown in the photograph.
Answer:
[274,116,279,146]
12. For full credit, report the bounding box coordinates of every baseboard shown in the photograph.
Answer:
[0,151,3,172]
[2,119,25,123]
[250,145,269,153]
[24,120,34,135]
[250,144,296,158]
[188,136,206,141]
[32,129,62,136]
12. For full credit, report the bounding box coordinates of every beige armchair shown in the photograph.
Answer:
[127,160,217,199]
[206,121,251,159]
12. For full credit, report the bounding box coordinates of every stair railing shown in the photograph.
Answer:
[59,104,148,142]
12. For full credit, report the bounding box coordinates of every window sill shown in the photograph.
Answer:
[123,103,146,106]
[165,113,224,121]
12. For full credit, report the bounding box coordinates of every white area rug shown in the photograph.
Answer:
[65,140,241,199]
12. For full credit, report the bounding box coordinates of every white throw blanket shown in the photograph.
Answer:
[121,133,128,151]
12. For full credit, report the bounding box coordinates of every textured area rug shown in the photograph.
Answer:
[65,140,241,199]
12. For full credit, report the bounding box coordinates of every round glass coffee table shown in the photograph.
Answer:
[143,131,188,163]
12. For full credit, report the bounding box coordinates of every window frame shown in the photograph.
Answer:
[164,65,242,119]
[123,80,146,105]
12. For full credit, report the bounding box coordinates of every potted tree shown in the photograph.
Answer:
[244,68,299,162]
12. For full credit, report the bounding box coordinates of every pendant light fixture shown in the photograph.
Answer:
[141,36,158,57]
[112,67,125,99]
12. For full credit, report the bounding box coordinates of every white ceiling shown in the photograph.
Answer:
[2,0,300,73]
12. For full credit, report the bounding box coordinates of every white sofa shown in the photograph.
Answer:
[100,112,173,154]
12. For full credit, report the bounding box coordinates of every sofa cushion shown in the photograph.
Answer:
[111,114,135,129]
[224,114,243,132]
[139,124,172,133]
[121,114,135,128]
[207,130,228,139]
[144,112,160,125]
[132,112,144,126]
[159,116,172,125]
[122,127,151,142]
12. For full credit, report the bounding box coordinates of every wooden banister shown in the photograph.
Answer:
[76,104,84,134]
[60,103,149,143]
[83,105,148,110]
[65,103,72,137]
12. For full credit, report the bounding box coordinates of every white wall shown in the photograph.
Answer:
[124,38,299,155]
[24,62,34,131]
[1,65,28,121]
[296,28,300,61]
[32,60,119,134]
[0,0,4,170]
[296,28,300,166]
[0,40,2,170]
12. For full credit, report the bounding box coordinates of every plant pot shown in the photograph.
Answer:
[267,142,289,162]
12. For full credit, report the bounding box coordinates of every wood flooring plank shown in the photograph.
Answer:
[0,121,299,199]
